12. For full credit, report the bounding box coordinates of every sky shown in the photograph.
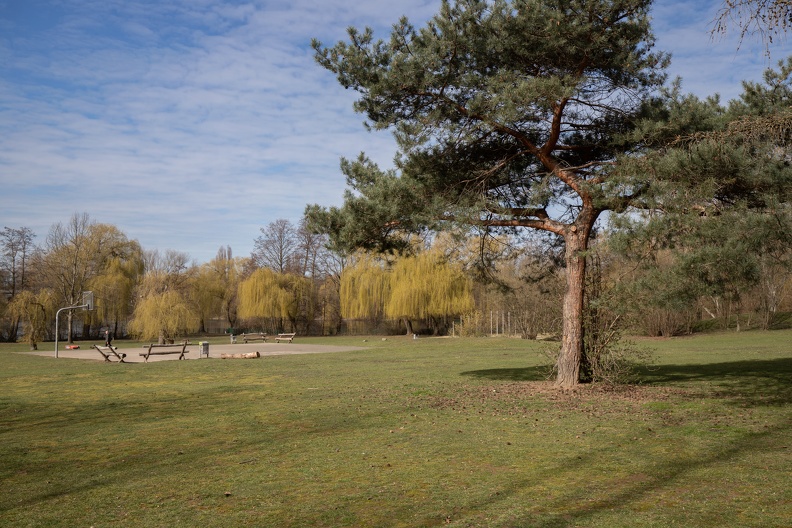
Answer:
[1,0,790,264]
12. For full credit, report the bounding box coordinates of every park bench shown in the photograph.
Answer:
[274,333,296,343]
[241,332,268,343]
[139,341,189,362]
[92,344,126,363]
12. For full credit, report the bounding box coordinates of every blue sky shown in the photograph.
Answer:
[1,0,789,263]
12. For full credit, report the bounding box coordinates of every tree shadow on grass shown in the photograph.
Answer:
[461,357,792,406]
[637,357,792,406]
[460,365,548,382]
[455,359,792,526]
[445,417,792,528]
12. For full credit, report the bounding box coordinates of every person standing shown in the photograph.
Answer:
[104,329,113,347]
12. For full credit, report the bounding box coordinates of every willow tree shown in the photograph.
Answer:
[7,289,55,349]
[131,249,195,344]
[38,214,142,342]
[385,250,474,335]
[308,0,668,387]
[90,236,144,338]
[0,226,35,341]
[185,246,243,333]
[37,213,97,343]
[238,267,312,332]
[189,263,225,333]
[127,290,199,343]
[339,253,390,323]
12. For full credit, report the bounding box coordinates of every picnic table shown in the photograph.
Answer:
[139,341,189,362]
[92,344,126,362]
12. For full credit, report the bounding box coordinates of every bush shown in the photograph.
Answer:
[580,248,655,384]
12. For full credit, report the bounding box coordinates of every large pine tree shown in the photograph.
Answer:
[307,0,668,387]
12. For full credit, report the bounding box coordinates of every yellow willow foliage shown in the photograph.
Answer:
[7,289,56,345]
[91,256,142,324]
[189,263,225,321]
[340,254,390,320]
[208,252,243,313]
[128,290,199,342]
[237,267,307,320]
[385,251,474,320]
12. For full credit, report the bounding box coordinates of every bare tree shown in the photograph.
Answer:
[252,219,297,273]
[0,226,37,341]
[139,248,192,294]
[294,218,329,278]
[1,227,36,297]
[38,213,96,343]
[212,245,241,330]
[713,0,792,52]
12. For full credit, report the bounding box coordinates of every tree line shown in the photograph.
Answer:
[2,204,789,351]
[0,215,330,347]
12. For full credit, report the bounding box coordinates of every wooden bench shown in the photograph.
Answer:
[240,332,268,343]
[92,344,126,363]
[274,333,296,343]
[139,341,189,362]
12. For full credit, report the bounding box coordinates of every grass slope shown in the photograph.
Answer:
[1,331,790,527]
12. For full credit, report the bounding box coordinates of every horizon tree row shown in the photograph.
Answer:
[1,210,790,350]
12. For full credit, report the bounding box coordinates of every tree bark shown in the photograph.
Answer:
[67,311,74,344]
[221,352,260,359]
[555,227,590,388]
[8,317,20,343]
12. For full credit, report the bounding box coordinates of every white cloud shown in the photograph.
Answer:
[1,0,790,262]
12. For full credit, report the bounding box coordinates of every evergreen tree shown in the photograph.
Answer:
[308,0,668,386]
[612,58,792,331]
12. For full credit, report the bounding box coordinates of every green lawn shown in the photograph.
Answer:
[1,331,791,527]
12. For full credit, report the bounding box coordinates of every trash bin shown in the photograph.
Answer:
[199,341,209,358]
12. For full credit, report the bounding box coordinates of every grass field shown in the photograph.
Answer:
[1,331,791,527]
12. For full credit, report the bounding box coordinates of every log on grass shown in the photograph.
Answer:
[220,351,261,359]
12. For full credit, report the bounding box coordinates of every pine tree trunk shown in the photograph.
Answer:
[556,229,588,388]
